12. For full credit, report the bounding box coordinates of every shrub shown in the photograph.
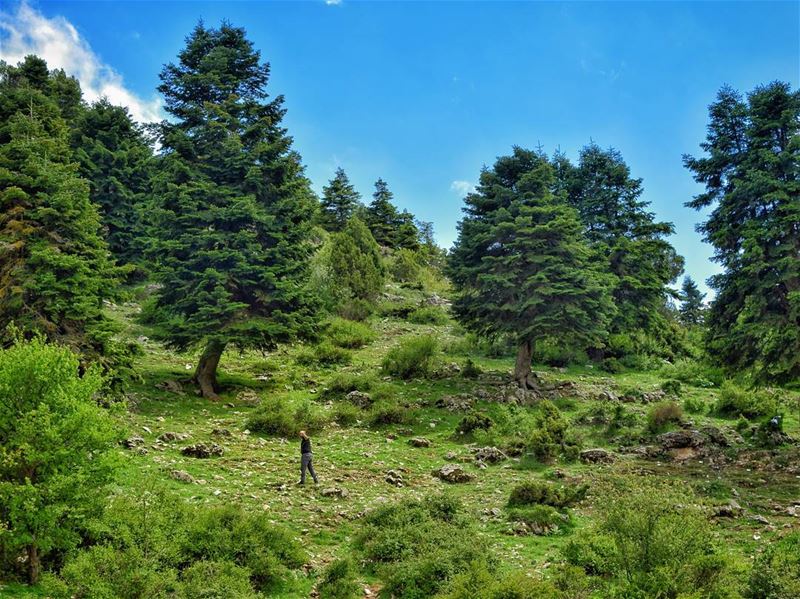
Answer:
[507,481,588,509]
[332,403,360,427]
[683,396,707,414]
[534,340,586,368]
[247,397,328,437]
[379,301,417,318]
[746,531,800,599]
[368,401,416,427]
[382,335,438,379]
[715,382,779,419]
[443,561,587,599]
[526,400,579,462]
[661,379,683,396]
[337,298,375,322]
[659,358,725,388]
[391,249,422,283]
[408,306,449,325]
[461,358,482,379]
[456,410,494,434]
[296,342,352,366]
[322,372,375,399]
[646,401,684,433]
[0,338,120,584]
[325,318,375,349]
[600,357,623,374]
[507,504,570,534]
[318,558,360,599]
[180,560,259,598]
[328,217,385,301]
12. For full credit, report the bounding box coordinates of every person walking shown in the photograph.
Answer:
[298,430,318,485]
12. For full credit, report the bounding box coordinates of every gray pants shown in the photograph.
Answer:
[300,452,318,484]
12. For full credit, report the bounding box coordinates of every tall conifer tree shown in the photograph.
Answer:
[448,147,614,388]
[679,276,706,326]
[320,167,361,232]
[366,178,400,246]
[685,82,800,382]
[147,22,319,398]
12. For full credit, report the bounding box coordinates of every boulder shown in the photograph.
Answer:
[122,436,145,449]
[409,437,432,448]
[385,470,404,487]
[181,442,224,458]
[320,487,349,499]
[431,463,475,483]
[580,448,616,464]
[658,430,705,449]
[211,428,231,437]
[715,499,743,518]
[236,389,261,405]
[425,294,451,307]
[472,446,508,464]
[157,431,189,443]
[436,394,474,411]
[346,390,373,408]
[170,470,195,483]
[155,380,184,394]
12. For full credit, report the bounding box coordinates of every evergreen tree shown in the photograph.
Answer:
[328,217,385,301]
[71,99,154,268]
[366,178,400,246]
[0,58,120,367]
[146,22,319,398]
[684,82,800,383]
[320,167,361,232]
[448,147,614,388]
[679,276,706,326]
[395,209,420,251]
[557,144,684,348]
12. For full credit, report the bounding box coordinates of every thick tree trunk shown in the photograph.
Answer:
[193,340,226,400]
[27,543,40,585]
[514,340,540,389]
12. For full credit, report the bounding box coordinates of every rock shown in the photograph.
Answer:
[211,428,231,437]
[320,487,349,499]
[346,390,373,408]
[431,464,475,484]
[155,380,184,394]
[752,515,771,525]
[472,446,508,464]
[715,499,743,518]
[700,426,730,447]
[580,448,616,464]
[597,390,618,402]
[658,430,705,449]
[436,394,475,411]
[170,470,195,483]
[409,437,432,448]
[444,451,458,460]
[385,470,404,487]
[236,389,261,406]
[157,431,189,443]
[425,294,451,307]
[122,436,145,449]
[181,442,224,458]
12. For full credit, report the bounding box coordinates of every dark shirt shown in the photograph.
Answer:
[301,437,312,454]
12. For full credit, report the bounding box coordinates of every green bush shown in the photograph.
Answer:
[683,396,707,414]
[325,318,375,349]
[443,561,588,599]
[507,504,570,534]
[646,401,684,433]
[382,335,438,379]
[180,560,259,598]
[461,358,482,378]
[379,301,417,319]
[526,400,579,462]
[337,298,375,322]
[318,558,360,599]
[246,397,328,437]
[456,410,493,434]
[507,481,588,508]
[368,401,416,427]
[659,358,725,388]
[661,379,683,396]
[715,382,779,419]
[390,249,422,283]
[296,341,352,366]
[534,340,586,368]
[322,372,375,399]
[600,357,624,374]
[746,531,800,599]
[332,403,360,427]
[408,306,449,325]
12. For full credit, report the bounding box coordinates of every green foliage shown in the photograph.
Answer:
[366,179,419,250]
[526,400,579,462]
[659,358,725,388]
[661,379,683,396]
[685,82,800,384]
[0,338,120,583]
[354,495,495,599]
[448,148,614,380]
[317,558,360,599]
[408,305,449,325]
[715,382,779,419]
[507,481,588,508]
[533,339,586,368]
[443,562,589,599]
[180,561,259,598]
[296,342,352,367]
[368,401,416,427]
[456,411,494,435]
[564,485,734,598]
[320,168,362,232]
[679,276,706,326]
[646,401,684,433]
[324,318,375,349]
[337,298,375,322]
[391,249,422,283]
[327,218,386,303]
[746,532,800,599]
[144,22,319,395]
[461,358,482,379]
[600,357,624,374]
[683,396,707,415]
[246,396,328,437]
[382,335,438,379]
[322,372,376,399]
[332,403,361,427]
[506,504,571,533]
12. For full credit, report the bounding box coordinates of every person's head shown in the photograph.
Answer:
[299,430,308,439]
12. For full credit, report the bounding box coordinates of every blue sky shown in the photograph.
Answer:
[2,1,798,297]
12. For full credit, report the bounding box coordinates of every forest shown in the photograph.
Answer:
[1,18,799,599]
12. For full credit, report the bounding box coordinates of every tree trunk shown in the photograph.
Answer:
[27,543,40,585]
[514,340,541,389]
[193,339,226,400]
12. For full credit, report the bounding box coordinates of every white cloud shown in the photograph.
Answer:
[450,180,475,195]
[0,2,163,123]
[325,0,342,5]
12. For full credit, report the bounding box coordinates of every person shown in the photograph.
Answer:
[298,430,318,485]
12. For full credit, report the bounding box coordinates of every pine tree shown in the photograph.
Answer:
[328,217,385,301]
[448,147,614,388]
[71,99,154,269]
[146,22,319,398]
[366,178,400,246]
[395,209,420,251]
[320,167,361,232]
[0,58,120,366]
[557,144,684,347]
[679,276,706,326]
[684,82,800,383]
